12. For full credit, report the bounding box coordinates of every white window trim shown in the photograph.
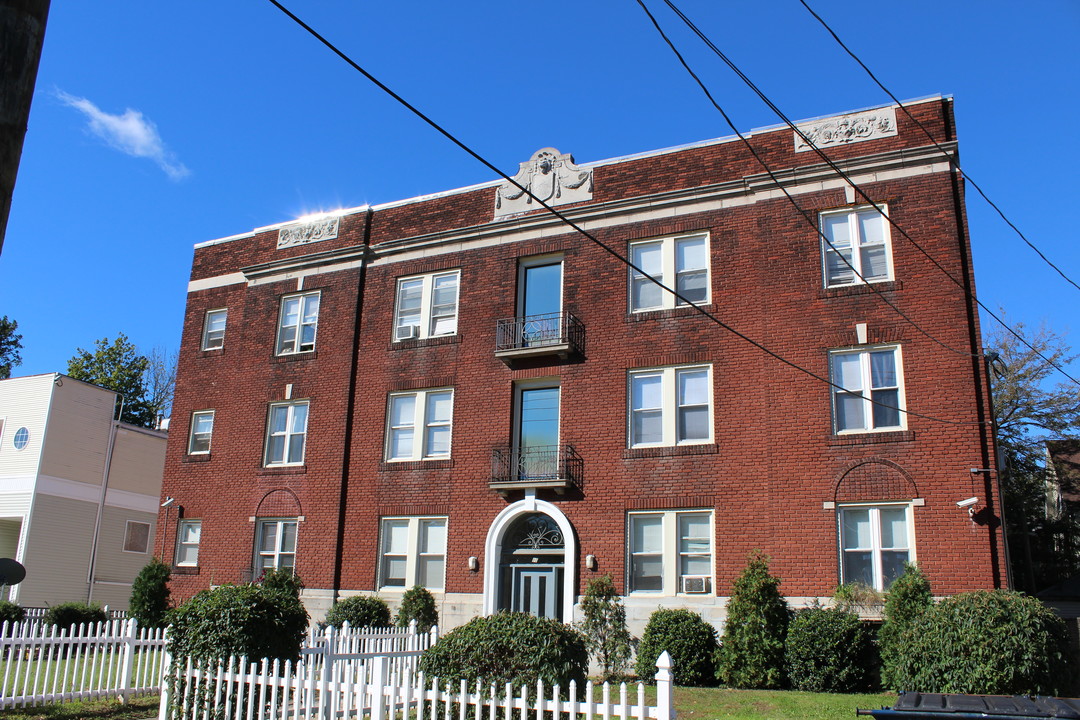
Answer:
[393,270,460,341]
[385,389,454,462]
[188,410,214,455]
[175,519,201,567]
[122,520,151,554]
[627,509,714,596]
[264,401,309,467]
[628,364,713,448]
[628,233,710,313]
[837,502,915,591]
[276,292,320,355]
[829,345,906,435]
[255,518,298,572]
[202,308,227,350]
[820,205,893,288]
[378,516,448,592]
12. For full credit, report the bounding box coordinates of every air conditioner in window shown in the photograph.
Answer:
[397,325,419,340]
[681,575,711,594]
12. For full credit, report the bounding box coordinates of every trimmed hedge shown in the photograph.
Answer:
[44,602,108,630]
[395,586,438,632]
[0,601,24,626]
[324,595,391,630]
[785,606,870,692]
[130,559,171,628]
[635,608,717,687]
[716,552,788,689]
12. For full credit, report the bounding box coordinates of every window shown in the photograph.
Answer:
[830,346,904,433]
[188,410,214,454]
[379,517,447,590]
[839,504,912,591]
[256,518,297,572]
[12,427,29,451]
[820,206,891,287]
[176,520,201,566]
[276,292,320,354]
[386,389,453,461]
[628,510,713,594]
[629,365,712,447]
[264,402,308,466]
[123,521,151,553]
[202,308,227,350]
[629,234,709,312]
[394,271,459,341]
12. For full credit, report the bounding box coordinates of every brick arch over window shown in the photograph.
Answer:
[255,489,302,518]
[833,459,918,503]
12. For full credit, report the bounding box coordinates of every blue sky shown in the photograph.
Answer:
[2,1,1078,385]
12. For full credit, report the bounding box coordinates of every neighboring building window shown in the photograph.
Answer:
[386,389,453,461]
[12,427,29,451]
[123,521,151,553]
[276,292,320,354]
[839,504,912,591]
[379,516,447,590]
[394,271,460,341]
[264,402,308,466]
[628,510,713,594]
[202,308,227,350]
[188,410,214,454]
[256,518,297,572]
[629,233,709,312]
[830,346,904,433]
[821,206,891,287]
[629,365,712,447]
[176,520,201,566]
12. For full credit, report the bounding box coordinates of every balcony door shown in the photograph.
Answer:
[518,258,562,346]
[515,384,560,480]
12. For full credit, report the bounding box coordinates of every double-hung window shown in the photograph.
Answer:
[188,410,214,454]
[394,271,460,341]
[176,519,201,566]
[264,402,308,466]
[276,292,320,354]
[202,309,227,350]
[628,510,713,594]
[839,504,912,590]
[256,518,297,572]
[629,365,712,447]
[379,517,447,590]
[629,234,709,312]
[820,207,891,287]
[386,389,453,461]
[830,346,904,433]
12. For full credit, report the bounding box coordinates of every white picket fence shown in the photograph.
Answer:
[0,618,168,708]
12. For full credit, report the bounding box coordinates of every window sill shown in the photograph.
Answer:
[379,459,454,471]
[257,464,308,476]
[820,279,903,299]
[199,347,225,357]
[172,565,200,576]
[827,430,914,446]
[271,350,317,363]
[625,305,707,323]
[182,454,212,464]
[390,334,462,351]
[623,443,718,459]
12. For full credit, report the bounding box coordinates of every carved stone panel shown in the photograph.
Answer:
[495,148,593,217]
[278,216,340,249]
[794,107,897,153]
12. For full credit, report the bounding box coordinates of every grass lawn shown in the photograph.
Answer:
[0,695,159,720]
[0,652,165,697]
[672,686,896,719]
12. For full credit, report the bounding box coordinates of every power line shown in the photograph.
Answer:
[797,0,1080,296]
[261,0,982,427]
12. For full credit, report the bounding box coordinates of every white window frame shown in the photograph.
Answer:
[188,410,214,455]
[378,516,448,591]
[123,520,151,554]
[393,270,460,341]
[202,308,227,350]
[175,519,202,567]
[820,205,893,288]
[264,401,309,467]
[837,502,914,591]
[829,345,905,434]
[255,518,298,573]
[276,292,320,355]
[627,510,714,596]
[628,233,710,312]
[628,365,713,448]
[385,389,454,462]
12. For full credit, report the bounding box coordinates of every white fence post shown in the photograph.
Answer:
[157,641,172,720]
[369,655,388,720]
[117,618,137,704]
[654,651,674,720]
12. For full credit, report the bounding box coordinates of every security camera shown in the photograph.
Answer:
[956,497,978,508]
[161,497,175,508]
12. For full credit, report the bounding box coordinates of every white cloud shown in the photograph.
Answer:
[55,89,190,181]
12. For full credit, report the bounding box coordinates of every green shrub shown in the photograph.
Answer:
[0,600,25,627]
[167,584,308,663]
[44,602,108,630]
[831,583,883,614]
[635,609,717,687]
[129,559,171,628]
[888,590,1072,695]
[395,586,438,632]
[323,595,391,630]
[785,605,870,692]
[716,552,789,689]
[578,575,633,681]
[260,568,303,599]
[419,612,588,693]
[878,563,932,689]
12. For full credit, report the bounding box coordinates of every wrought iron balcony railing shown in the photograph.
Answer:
[494,312,584,361]
[490,444,582,495]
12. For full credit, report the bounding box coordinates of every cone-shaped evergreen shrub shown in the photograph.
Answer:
[715,552,788,688]
[395,586,438,632]
[130,559,171,628]
[578,575,633,681]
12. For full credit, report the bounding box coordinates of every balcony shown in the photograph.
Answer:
[494,312,584,363]
[490,444,582,496]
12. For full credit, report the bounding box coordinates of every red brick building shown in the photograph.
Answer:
[158,96,1006,630]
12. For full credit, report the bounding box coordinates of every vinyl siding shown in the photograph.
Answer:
[17,494,96,606]
[38,380,114,487]
[106,426,165,497]
[94,506,156,585]
[0,375,54,478]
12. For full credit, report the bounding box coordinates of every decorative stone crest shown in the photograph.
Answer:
[495,148,593,217]
[278,216,340,249]
[794,107,897,152]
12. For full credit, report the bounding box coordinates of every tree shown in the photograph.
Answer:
[145,345,178,423]
[577,575,633,681]
[715,552,789,689]
[0,316,22,379]
[67,334,155,428]
[130,559,171,628]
